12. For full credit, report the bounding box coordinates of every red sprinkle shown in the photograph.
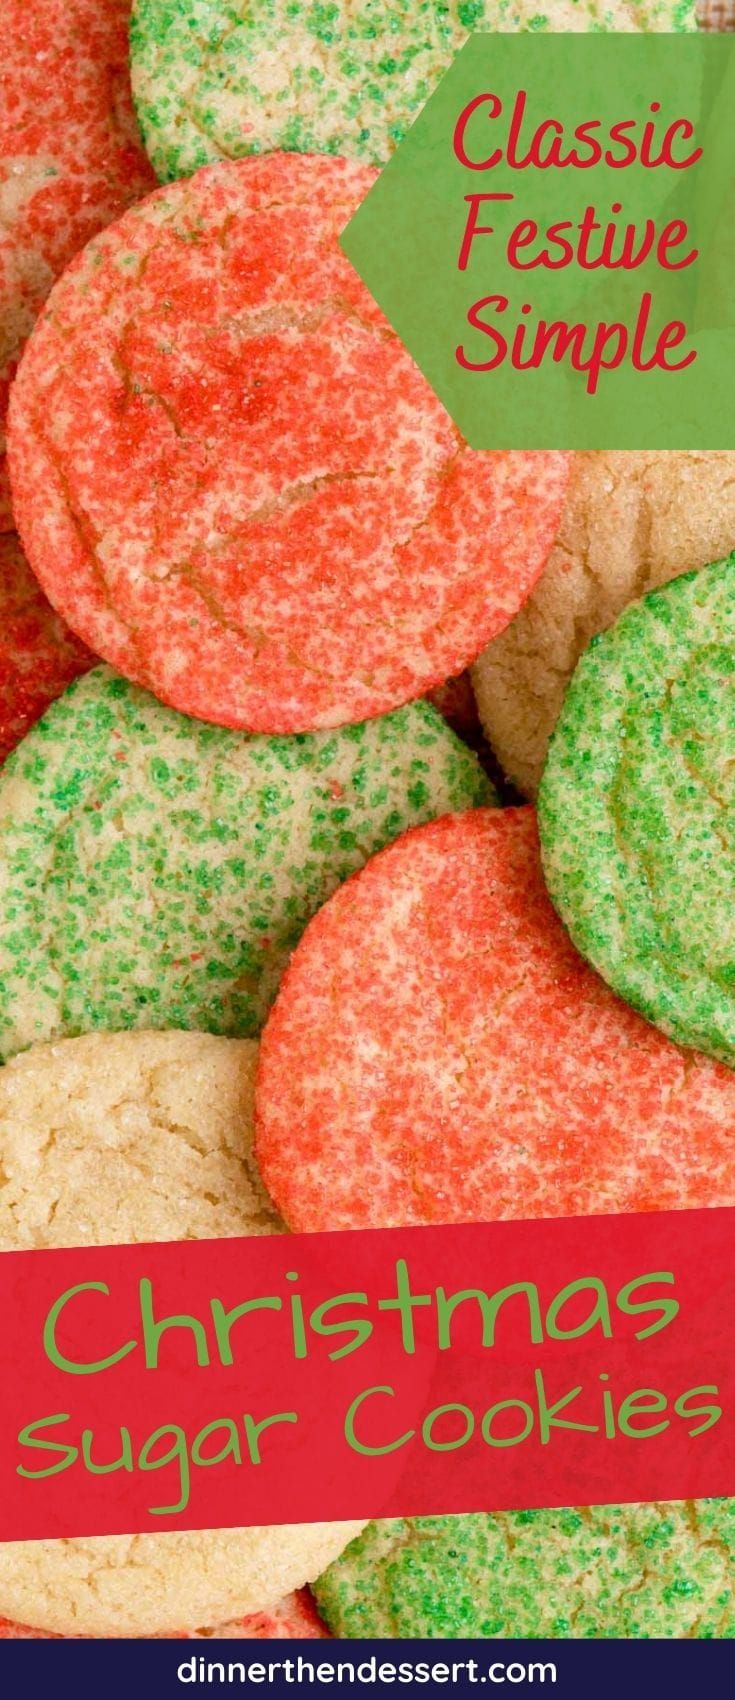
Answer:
[256,807,735,1233]
[0,532,92,761]
[8,153,569,732]
[0,0,155,527]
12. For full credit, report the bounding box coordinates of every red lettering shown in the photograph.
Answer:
[584,322,629,392]
[640,105,701,170]
[528,117,567,170]
[544,222,575,269]
[606,120,638,169]
[506,89,531,167]
[458,194,514,271]
[657,220,698,270]
[657,118,701,170]
[456,296,509,371]
[587,206,656,272]
[453,93,503,169]
[452,96,701,174]
[569,120,603,170]
[506,218,538,270]
[577,206,603,269]
[631,293,695,371]
[455,296,696,393]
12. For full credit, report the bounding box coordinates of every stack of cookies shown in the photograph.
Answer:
[0,0,733,1642]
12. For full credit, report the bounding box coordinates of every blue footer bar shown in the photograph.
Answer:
[0,1637,733,1695]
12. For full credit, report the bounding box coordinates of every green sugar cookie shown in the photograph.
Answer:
[314,1504,735,1639]
[130,1,697,183]
[538,554,735,1068]
[0,665,492,1062]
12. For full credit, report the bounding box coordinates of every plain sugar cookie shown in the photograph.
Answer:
[7,152,569,733]
[0,1588,328,1638]
[0,666,492,1062]
[472,451,735,797]
[538,554,735,1069]
[255,807,735,1232]
[0,0,155,527]
[0,1029,361,1636]
[130,1,697,183]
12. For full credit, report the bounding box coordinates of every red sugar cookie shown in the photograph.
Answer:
[8,152,569,733]
[0,0,155,528]
[0,532,92,761]
[256,807,735,1232]
[0,1588,328,1640]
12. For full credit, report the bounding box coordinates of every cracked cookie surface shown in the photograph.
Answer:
[256,807,735,1232]
[0,666,492,1062]
[7,151,569,733]
[0,0,155,528]
[0,1586,329,1639]
[129,0,697,184]
[314,1504,735,1638]
[0,1029,361,1635]
[472,452,735,798]
[538,554,735,1068]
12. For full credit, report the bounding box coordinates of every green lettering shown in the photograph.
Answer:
[140,1278,209,1370]
[617,1388,669,1438]
[210,1296,282,1367]
[422,1402,474,1451]
[242,1410,297,1464]
[481,1399,535,1447]
[16,1413,77,1478]
[377,1260,431,1354]
[545,1277,613,1341]
[344,1385,415,1456]
[81,1427,134,1474]
[616,1272,679,1339]
[43,1282,136,1375]
[436,1282,544,1349]
[534,1368,599,1442]
[674,1385,722,1436]
[309,1293,372,1360]
[138,1423,190,1515]
[191,1418,242,1468]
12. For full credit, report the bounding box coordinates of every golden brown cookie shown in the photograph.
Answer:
[472,452,735,797]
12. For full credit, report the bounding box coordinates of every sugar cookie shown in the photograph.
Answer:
[256,807,735,1230]
[0,0,155,526]
[314,1505,735,1639]
[539,554,735,1068]
[472,452,735,797]
[0,666,491,1062]
[0,1589,328,1639]
[8,152,569,733]
[0,1029,361,1636]
[130,1,697,183]
[0,533,91,762]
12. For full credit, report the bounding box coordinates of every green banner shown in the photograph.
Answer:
[342,35,735,449]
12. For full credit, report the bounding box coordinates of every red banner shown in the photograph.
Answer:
[1,1207,733,1543]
